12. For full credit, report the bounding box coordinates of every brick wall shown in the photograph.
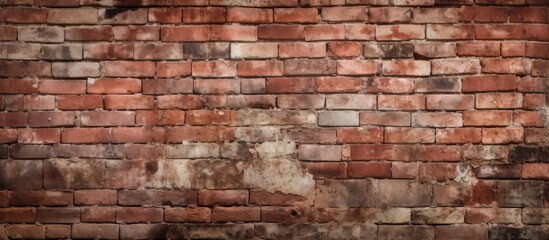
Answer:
[0,0,548,239]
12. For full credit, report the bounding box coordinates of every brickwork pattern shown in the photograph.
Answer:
[0,0,548,239]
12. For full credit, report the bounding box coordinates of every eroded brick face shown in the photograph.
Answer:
[0,1,548,239]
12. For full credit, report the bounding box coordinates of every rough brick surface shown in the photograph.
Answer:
[0,1,548,239]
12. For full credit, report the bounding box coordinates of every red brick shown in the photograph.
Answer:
[502,41,526,57]
[327,41,362,57]
[532,60,549,77]
[250,190,307,206]
[5,95,55,110]
[523,94,545,109]
[0,26,17,41]
[52,62,100,78]
[285,59,336,76]
[305,25,345,40]
[258,25,305,40]
[427,24,474,39]
[66,26,113,41]
[62,128,111,144]
[0,129,17,143]
[81,111,135,127]
[104,61,155,77]
[482,127,524,144]
[378,95,425,110]
[37,208,80,223]
[0,78,39,94]
[462,75,517,92]
[135,43,183,60]
[436,128,482,144]
[514,111,545,127]
[199,190,248,206]
[71,224,119,239]
[104,95,154,110]
[83,43,133,60]
[481,58,531,75]
[9,190,72,206]
[194,79,240,94]
[459,6,509,22]
[227,7,272,23]
[116,207,163,223]
[18,26,64,43]
[337,60,380,75]
[457,41,500,56]
[5,8,48,23]
[99,8,147,24]
[322,6,367,22]
[382,60,430,76]
[525,128,549,144]
[186,110,235,125]
[522,163,549,180]
[525,42,549,59]
[5,225,45,239]
[413,112,463,127]
[161,26,209,42]
[47,8,98,24]
[166,126,234,143]
[212,207,261,222]
[0,112,27,127]
[426,94,474,110]
[367,77,414,93]
[118,189,197,206]
[87,78,141,94]
[261,207,304,223]
[274,8,319,23]
[111,127,165,143]
[376,25,425,41]
[392,162,419,179]
[266,77,315,94]
[193,61,237,77]
[414,42,457,58]
[38,80,86,95]
[46,225,71,239]
[114,26,160,41]
[413,8,459,23]
[465,180,496,207]
[81,207,116,223]
[238,60,284,77]
[157,61,192,78]
[463,110,512,126]
[148,8,182,23]
[510,7,549,23]
[0,208,36,223]
[56,95,103,110]
[419,163,458,181]
[210,25,257,41]
[345,24,375,40]
[0,61,51,77]
[165,207,211,223]
[315,77,361,93]
[348,162,392,178]
[476,93,523,109]
[360,112,411,126]
[182,7,225,23]
[385,127,435,143]
[369,7,411,23]
[28,111,75,127]
[136,110,186,126]
[307,162,347,179]
[279,42,326,58]
[231,42,278,59]
[157,95,202,110]
[75,190,117,206]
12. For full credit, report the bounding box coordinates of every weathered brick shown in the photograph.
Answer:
[210,25,257,41]
[369,7,411,23]
[337,60,380,75]
[47,8,98,24]
[114,25,159,41]
[382,60,430,76]
[52,62,100,78]
[148,8,182,23]
[66,26,113,41]
[104,61,155,77]
[376,25,425,41]
[18,26,64,43]
[274,8,319,23]
[227,7,272,23]
[99,8,147,24]
[305,25,345,40]
[322,6,367,22]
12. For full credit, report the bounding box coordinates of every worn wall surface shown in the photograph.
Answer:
[0,0,548,239]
